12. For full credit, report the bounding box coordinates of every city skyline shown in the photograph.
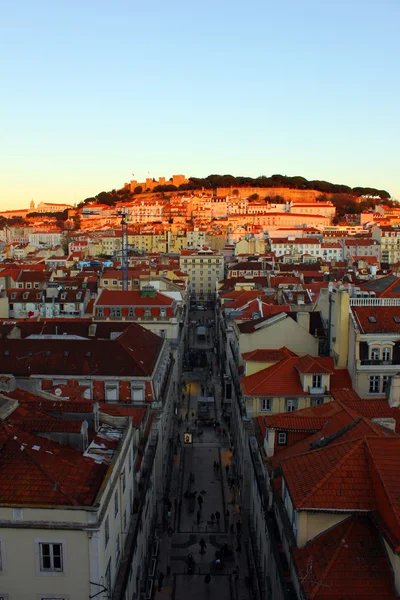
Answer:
[1,0,399,210]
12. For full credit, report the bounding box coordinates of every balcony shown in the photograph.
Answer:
[358,358,399,371]
[308,386,326,395]
[360,359,394,366]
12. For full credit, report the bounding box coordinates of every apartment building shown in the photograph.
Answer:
[179,248,224,300]
[270,237,322,259]
[372,225,400,263]
[327,281,400,396]
[93,287,182,341]
[0,384,157,600]
[249,397,400,599]
[240,353,351,417]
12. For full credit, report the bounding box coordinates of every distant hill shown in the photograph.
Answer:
[182,174,390,199]
[80,174,390,210]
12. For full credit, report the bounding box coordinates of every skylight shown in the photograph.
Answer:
[368,316,377,323]
[394,316,400,324]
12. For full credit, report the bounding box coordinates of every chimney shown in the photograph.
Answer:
[296,311,310,332]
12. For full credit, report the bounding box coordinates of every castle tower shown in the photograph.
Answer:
[30,200,35,210]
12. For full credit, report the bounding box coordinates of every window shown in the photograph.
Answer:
[39,542,63,572]
[383,376,390,393]
[369,376,380,394]
[110,307,121,318]
[277,432,287,445]
[105,516,109,548]
[144,308,151,317]
[160,308,166,318]
[286,398,298,412]
[312,375,322,389]
[103,280,109,285]
[116,534,120,564]
[122,469,126,492]
[112,280,118,285]
[311,397,324,406]
[105,559,112,596]
[382,347,392,362]
[128,307,135,318]
[114,490,119,517]
[97,307,104,317]
[132,385,144,401]
[105,384,118,401]
[261,398,271,412]
[371,348,380,361]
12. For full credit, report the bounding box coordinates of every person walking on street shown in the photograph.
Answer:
[216,462,220,472]
[211,513,215,525]
[197,494,203,510]
[185,412,189,422]
[197,510,201,525]
[213,460,217,472]
[223,541,229,557]
[199,538,207,554]
[157,571,164,591]
[215,510,221,525]
[225,508,230,520]
[204,573,211,584]
[225,464,230,477]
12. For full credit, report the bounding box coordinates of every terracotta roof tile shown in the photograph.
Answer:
[281,439,376,510]
[242,347,297,362]
[293,517,397,599]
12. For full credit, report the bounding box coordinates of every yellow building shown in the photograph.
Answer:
[240,353,350,417]
[179,248,224,300]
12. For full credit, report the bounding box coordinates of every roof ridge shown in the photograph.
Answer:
[309,518,355,599]
[297,438,366,508]
[0,423,80,506]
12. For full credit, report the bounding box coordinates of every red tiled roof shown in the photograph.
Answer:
[242,347,297,362]
[96,289,174,306]
[260,414,328,432]
[350,306,400,334]
[293,517,398,599]
[0,323,162,377]
[241,355,348,397]
[0,424,108,506]
[296,355,333,374]
[98,404,147,429]
[281,438,376,510]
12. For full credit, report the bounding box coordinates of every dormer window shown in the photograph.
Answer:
[144,309,151,318]
[11,293,17,300]
[76,292,82,300]
[23,292,29,300]
[312,375,322,389]
[61,293,67,300]
[160,308,166,318]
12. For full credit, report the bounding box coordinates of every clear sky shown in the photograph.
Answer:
[1,0,399,210]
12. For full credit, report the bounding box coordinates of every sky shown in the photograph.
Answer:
[1,0,399,210]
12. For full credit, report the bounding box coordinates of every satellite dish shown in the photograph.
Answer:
[54,388,62,397]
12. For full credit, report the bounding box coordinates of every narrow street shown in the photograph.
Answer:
[154,306,251,600]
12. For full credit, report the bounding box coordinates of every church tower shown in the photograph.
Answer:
[30,199,35,210]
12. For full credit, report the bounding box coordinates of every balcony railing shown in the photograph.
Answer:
[360,359,396,366]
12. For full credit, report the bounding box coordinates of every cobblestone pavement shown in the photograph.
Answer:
[154,328,251,600]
